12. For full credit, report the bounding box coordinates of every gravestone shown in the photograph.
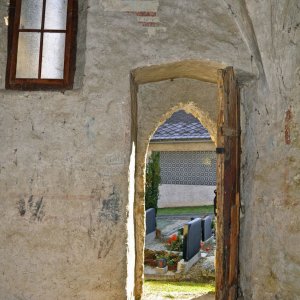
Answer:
[145,208,156,235]
[201,216,212,241]
[183,218,202,261]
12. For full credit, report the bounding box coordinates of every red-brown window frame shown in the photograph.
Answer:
[6,0,77,90]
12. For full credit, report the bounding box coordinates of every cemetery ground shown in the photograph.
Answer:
[144,205,215,299]
[143,281,215,300]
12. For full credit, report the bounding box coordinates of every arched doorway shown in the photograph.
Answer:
[129,61,240,300]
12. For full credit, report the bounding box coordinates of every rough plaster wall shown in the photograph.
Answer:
[0,90,130,299]
[233,2,300,299]
[0,0,298,300]
[0,1,130,299]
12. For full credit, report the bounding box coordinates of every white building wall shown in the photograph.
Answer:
[158,184,215,208]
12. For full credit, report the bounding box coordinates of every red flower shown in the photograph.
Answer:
[171,234,177,241]
[167,234,177,245]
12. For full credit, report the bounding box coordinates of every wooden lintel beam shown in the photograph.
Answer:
[132,60,226,85]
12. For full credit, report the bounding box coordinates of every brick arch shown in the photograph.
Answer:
[146,102,217,146]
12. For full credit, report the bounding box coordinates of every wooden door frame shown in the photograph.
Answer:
[130,61,241,300]
[215,67,240,300]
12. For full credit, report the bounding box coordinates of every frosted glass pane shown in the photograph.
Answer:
[16,33,41,78]
[41,33,65,79]
[19,0,43,29]
[44,0,68,30]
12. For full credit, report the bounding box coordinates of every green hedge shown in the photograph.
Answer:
[145,152,161,213]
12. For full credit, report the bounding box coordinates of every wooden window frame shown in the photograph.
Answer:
[6,0,77,90]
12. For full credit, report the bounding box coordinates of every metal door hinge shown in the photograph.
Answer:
[216,147,225,154]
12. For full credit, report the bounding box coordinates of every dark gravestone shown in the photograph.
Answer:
[183,218,202,261]
[145,208,156,235]
[201,216,212,241]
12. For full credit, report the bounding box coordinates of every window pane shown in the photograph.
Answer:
[19,0,43,29]
[16,33,41,78]
[44,0,68,30]
[41,33,66,79]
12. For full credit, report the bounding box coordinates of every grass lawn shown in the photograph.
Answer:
[144,280,215,299]
[157,205,214,216]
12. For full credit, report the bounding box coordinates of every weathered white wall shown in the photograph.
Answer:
[0,1,298,299]
[158,184,215,208]
[233,2,300,299]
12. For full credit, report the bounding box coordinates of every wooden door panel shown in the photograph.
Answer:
[216,67,240,300]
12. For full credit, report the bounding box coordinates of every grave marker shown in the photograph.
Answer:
[201,216,212,241]
[183,218,202,261]
[145,208,156,235]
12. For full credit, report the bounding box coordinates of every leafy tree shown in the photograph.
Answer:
[145,152,161,213]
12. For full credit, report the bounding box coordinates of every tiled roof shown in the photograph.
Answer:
[151,110,211,141]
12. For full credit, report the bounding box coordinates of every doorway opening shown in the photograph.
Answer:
[144,109,217,299]
[128,61,241,300]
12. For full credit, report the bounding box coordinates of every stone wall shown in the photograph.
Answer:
[0,1,299,300]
